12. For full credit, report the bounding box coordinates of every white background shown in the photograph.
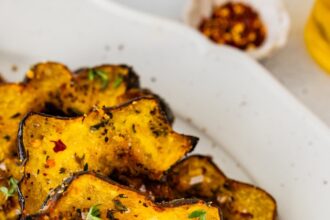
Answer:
[113,0,330,126]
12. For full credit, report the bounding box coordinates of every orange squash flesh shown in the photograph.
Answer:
[29,172,222,220]
[18,98,197,215]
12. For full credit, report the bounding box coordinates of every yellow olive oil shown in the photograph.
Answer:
[305,0,330,73]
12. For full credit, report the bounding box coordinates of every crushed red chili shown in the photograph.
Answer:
[52,139,67,153]
[45,159,56,168]
[198,2,266,50]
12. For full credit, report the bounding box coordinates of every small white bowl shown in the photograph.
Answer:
[184,0,290,60]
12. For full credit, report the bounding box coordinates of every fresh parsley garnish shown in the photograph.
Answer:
[87,204,101,220]
[88,69,96,80]
[0,177,18,200]
[88,69,109,90]
[188,209,207,220]
[113,76,123,88]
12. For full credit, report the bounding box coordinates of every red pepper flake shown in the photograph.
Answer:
[45,159,56,168]
[199,2,266,50]
[51,139,67,153]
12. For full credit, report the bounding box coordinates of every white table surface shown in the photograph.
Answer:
[113,0,330,126]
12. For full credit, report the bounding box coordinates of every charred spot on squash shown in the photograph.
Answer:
[10,113,21,119]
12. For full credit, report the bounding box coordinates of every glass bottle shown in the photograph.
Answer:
[305,0,330,73]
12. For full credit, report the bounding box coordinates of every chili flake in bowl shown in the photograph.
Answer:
[184,0,290,59]
[199,2,266,50]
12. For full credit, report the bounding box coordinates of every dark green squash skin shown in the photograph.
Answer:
[21,171,221,220]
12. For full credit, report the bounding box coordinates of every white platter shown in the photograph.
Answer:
[0,0,329,219]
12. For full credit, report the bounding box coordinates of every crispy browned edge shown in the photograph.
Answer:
[171,155,277,220]
[0,63,173,123]
[138,89,175,125]
[74,65,174,124]
[0,74,5,83]
[31,63,141,116]
[21,171,221,220]
[17,97,198,213]
[69,64,174,123]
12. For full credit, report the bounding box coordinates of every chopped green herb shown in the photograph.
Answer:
[88,69,109,90]
[87,204,101,220]
[188,209,207,220]
[96,70,109,89]
[88,69,96,80]
[113,199,128,212]
[0,177,18,200]
[113,76,123,89]
[83,163,89,171]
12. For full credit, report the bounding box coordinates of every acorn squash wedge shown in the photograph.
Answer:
[28,172,222,220]
[110,155,277,220]
[0,62,174,219]
[53,64,139,116]
[146,155,277,220]
[0,63,72,164]
[18,97,197,215]
[51,65,174,123]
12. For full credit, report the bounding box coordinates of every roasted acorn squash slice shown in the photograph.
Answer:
[0,62,174,219]
[145,155,277,220]
[28,172,222,220]
[18,97,197,215]
[112,155,277,220]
